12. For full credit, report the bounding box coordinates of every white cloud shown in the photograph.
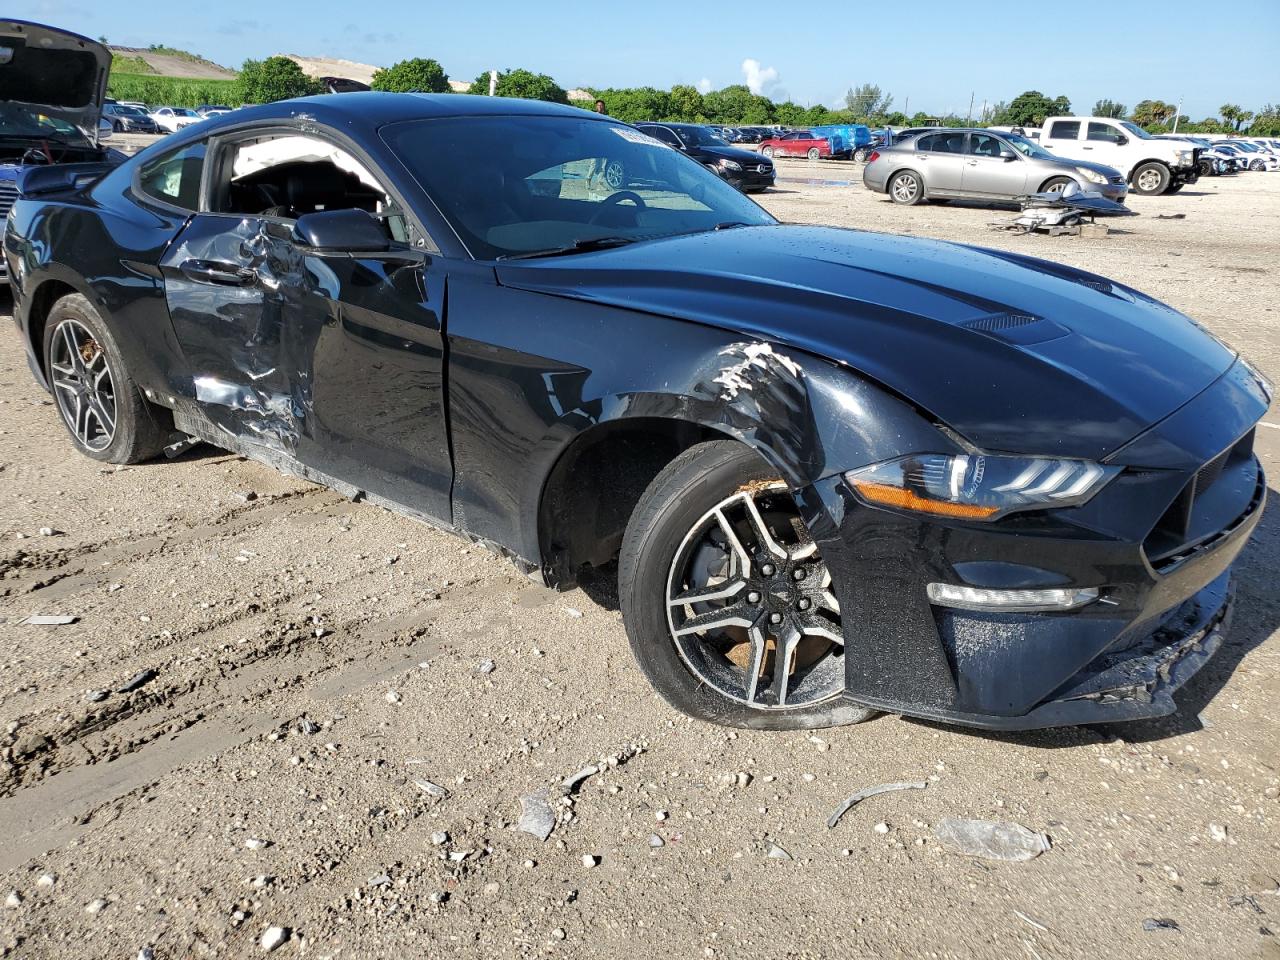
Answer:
[741,59,779,96]
[697,77,712,94]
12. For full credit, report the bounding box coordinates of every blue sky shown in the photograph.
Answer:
[14,0,1280,118]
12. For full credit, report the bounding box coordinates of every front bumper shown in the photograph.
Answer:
[1172,163,1200,186]
[796,362,1268,731]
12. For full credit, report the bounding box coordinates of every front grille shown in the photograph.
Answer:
[0,181,18,221]
[1144,430,1259,570]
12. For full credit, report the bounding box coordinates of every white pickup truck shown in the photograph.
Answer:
[1039,117,1200,195]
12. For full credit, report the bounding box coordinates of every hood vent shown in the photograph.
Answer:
[961,312,1071,345]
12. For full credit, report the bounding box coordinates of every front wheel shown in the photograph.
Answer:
[1131,162,1171,195]
[618,440,876,730]
[1039,176,1073,194]
[806,147,821,161]
[42,293,171,464]
[1250,159,1265,172]
[761,146,774,158]
[889,170,924,205]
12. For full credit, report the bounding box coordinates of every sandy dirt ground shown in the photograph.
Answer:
[1,163,1278,960]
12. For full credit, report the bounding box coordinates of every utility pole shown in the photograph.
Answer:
[1172,97,1182,134]
[489,70,497,96]
[966,91,974,125]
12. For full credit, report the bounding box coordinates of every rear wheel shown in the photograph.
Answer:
[806,147,821,161]
[1250,159,1265,172]
[42,294,171,464]
[853,147,870,162]
[619,441,876,730]
[1131,162,1171,195]
[889,170,924,205]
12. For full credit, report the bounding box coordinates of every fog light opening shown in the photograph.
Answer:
[926,583,1099,613]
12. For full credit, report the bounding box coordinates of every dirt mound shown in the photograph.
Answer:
[107,46,236,79]
[283,54,382,85]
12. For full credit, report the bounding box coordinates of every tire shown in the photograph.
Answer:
[1165,183,1184,193]
[761,146,774,158]
[889,169,924,205]
[1131,161,1171,195]
[1250,159,1264,172]
[1040,176,1073,194]
[42,293,171,464]
[603,159,626,190]
[618,440,877,730]
[806,147,821,161]
[853,147,869,163]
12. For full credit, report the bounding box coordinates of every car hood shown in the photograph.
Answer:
[0,20,110,138]
[1044,155,1124,180]
[495,225,1235,461]
[700,144,770,165]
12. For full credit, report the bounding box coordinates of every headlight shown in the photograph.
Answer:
[1075,167,1109,184]
[719,159,742,172]
[1176,149,1193,163]
[844,454,1120,521]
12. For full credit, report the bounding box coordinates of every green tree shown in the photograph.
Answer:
[370,58,449,93]
[1093,99,1126,118]
[702,84,755,123]
[590,86,670,121]
[1132,99,1177,127]
[1250,104,1280,136]
[238,56,317,104]
[472,68,568,103]
[772,101,806,126]
[666,84,705,122]
[994,91,1067,127]
[845,83,892,119]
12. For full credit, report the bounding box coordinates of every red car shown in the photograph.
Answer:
[760,130,832,160]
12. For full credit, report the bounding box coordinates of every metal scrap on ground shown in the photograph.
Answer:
[826,781,928,829]
[516,743,646,841]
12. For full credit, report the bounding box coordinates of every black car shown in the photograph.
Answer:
[634,122,774,192]
[5,93,1270,732]
[103,102,160,133]
[320,76,370,94]
[1,21,127,285]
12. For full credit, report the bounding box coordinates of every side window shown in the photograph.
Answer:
[1087,122,1121,143]
[651,127,681,148]
[967,133,1008,158]
[137,141,206,210]
[918,133,963,153]
[1048,120,1080,140]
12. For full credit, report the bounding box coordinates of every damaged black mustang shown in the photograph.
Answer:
[5,94,1271,731]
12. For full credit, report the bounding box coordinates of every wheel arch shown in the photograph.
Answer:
[23,273,93,387]
[1128,158,1171,181]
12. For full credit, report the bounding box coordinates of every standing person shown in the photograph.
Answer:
[594,99,607,115]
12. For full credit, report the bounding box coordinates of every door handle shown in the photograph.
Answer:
[967,160,978,165]
[1081,146,1093,150]
[179,259,256,286]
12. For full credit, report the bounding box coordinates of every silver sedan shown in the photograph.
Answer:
[863,129,1128,205]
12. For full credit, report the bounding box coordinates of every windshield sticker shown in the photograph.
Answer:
[612,127,664,147]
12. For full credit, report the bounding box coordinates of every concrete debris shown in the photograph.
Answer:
[517,790,557,841]
[655,810,668,821]
[1209,822,1228,842]
[721,771,752,788]
[4,891,20,909]
[581,854,599,868]
[552,928,567,941]
[86,689,110,703]
[23,615,78,625]
[476,659,496,675]
[873,822,890,834]
[138,948,155,960]
[35,874,56,889]
[116,669,157,694]
[431,831,449,846]
[1142,918,1180,933]
[298,718,320,735]
[413,779,450,799]
[261,926,290,951]
[385,689,402,704]
[934,818,1050,862]
[430,891,447,904]
[85,898,108,914]
[826,781,928,829]
[368,874,390,887]
[236,491,259,502]
[563,607,583,618]
[648,834,665,848]
[252,876,274,889]
[766,843,792,860]
[245,838,270,850]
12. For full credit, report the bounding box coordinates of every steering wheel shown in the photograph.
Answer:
[589,190,647,224]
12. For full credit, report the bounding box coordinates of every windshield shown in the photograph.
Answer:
[0,103,90,143]
[176,108,200,118]
[1119,121,1154,140]
[1004,133,1055,160]
[382,115,775,260]
[1230,141,1259,152]
[675,126,727,147]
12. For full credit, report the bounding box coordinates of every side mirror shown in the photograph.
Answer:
[1115,135,1129,145]
[293,208,391,253]
[1001,153,1018,162]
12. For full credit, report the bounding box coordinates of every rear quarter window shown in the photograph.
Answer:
[136,142,206,210]
[1047,121,1081,140]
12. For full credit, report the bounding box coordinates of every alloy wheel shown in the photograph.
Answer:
[891,174,919,202]
[604,160,625,189]
[49,318,116,452]
[665,482,845,710]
